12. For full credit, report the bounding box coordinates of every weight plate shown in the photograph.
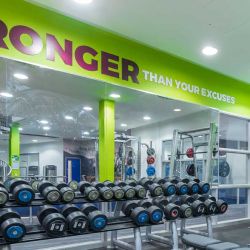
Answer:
[219,160,230,177]
[186,164,195,176]
[147,148,155,156]
[126,166,135,176]
[146,166,156,177]
[186,148,194,158]
[147,156,155,165]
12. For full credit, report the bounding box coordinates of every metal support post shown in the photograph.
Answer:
[101,202,108,247]
[134,227,142,250]
[206,216,213,238]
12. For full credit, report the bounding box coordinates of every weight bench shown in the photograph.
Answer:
[182,234,242,250]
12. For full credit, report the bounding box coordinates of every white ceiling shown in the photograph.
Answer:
[28,0,250,83]
[0,58,206,142]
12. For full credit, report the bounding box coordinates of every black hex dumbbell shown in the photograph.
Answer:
[56,182,75,203]
[0,209,26,243]
[37,205,66,237]
[152,197,181,220]
[37,180,61,204]
[138,200,163,224]
[0,182,9,206]
[61,204,88,234]
[78,181,99,201]
[180,195,206,217]
[92,182,113,201]
[8,179,35,205]
[122,201,149,226]
[81,203,107,231]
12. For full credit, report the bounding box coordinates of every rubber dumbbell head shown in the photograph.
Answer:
[139,178,154,189]
[122,201,138,217]
[122,185,136,199]
[30,180,40,192]
[38,181,61,203]
[204,199,218,215]
[131,207,149,226]
[81,203,107,231]
[193,179,210,194]
[179,204,192,218]
[85,186,100,201]
[78,181,91,194]
[148,183,163,197]
[164,203,180,220]
[153,178,167,185]
[147,148,155,156]
[99,186,114,201]
[202,194,216,202]
[9,179,35,205]
[0,182,9,206]
[134,185,147,199]
[68,180,79,191]
[182,179,199,195]
[138,200,152,209]
[216,200,228,214]
[61,204,88,234]
[37,205,66,237]
[146,205,163,224]
[126,179,137,187]
[115,181,127,187]
[56,182,75,203]
[162,182,176,196]
[175,181,188,195]
[0,209,26,243]
[191,200,206,217]
[192,194,206,202]
[112,186,125,200]
[103,180,115,188]
[152,196,168,210]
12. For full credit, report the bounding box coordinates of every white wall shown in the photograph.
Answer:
[20,140,64,177]
[131,109,218,178]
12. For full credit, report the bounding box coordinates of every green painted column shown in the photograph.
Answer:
[99,100,115,182]
[9,123,20,177]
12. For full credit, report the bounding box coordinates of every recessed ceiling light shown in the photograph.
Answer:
[121,123,127,127]
[13,73,29,80]
[0,92,13,98]
[74,0,92,4]
[43,126,51,131]
[173,108,182,112]
[65,115,73,120]
[39,120,49,124]
[143,116,151,120]
[83,131,90,135]
[202,46,218,56]
[83,106,93,111]
[32,139,38,143]
[109,93,121,99]
[18,127,23,131]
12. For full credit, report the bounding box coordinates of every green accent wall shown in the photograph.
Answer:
[9,123,20,177]
[0,0,249,118]
[99,100,115,182]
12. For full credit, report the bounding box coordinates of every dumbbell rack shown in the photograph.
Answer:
[0,192,168,249]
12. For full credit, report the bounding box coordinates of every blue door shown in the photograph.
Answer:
[66,158,81,182]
